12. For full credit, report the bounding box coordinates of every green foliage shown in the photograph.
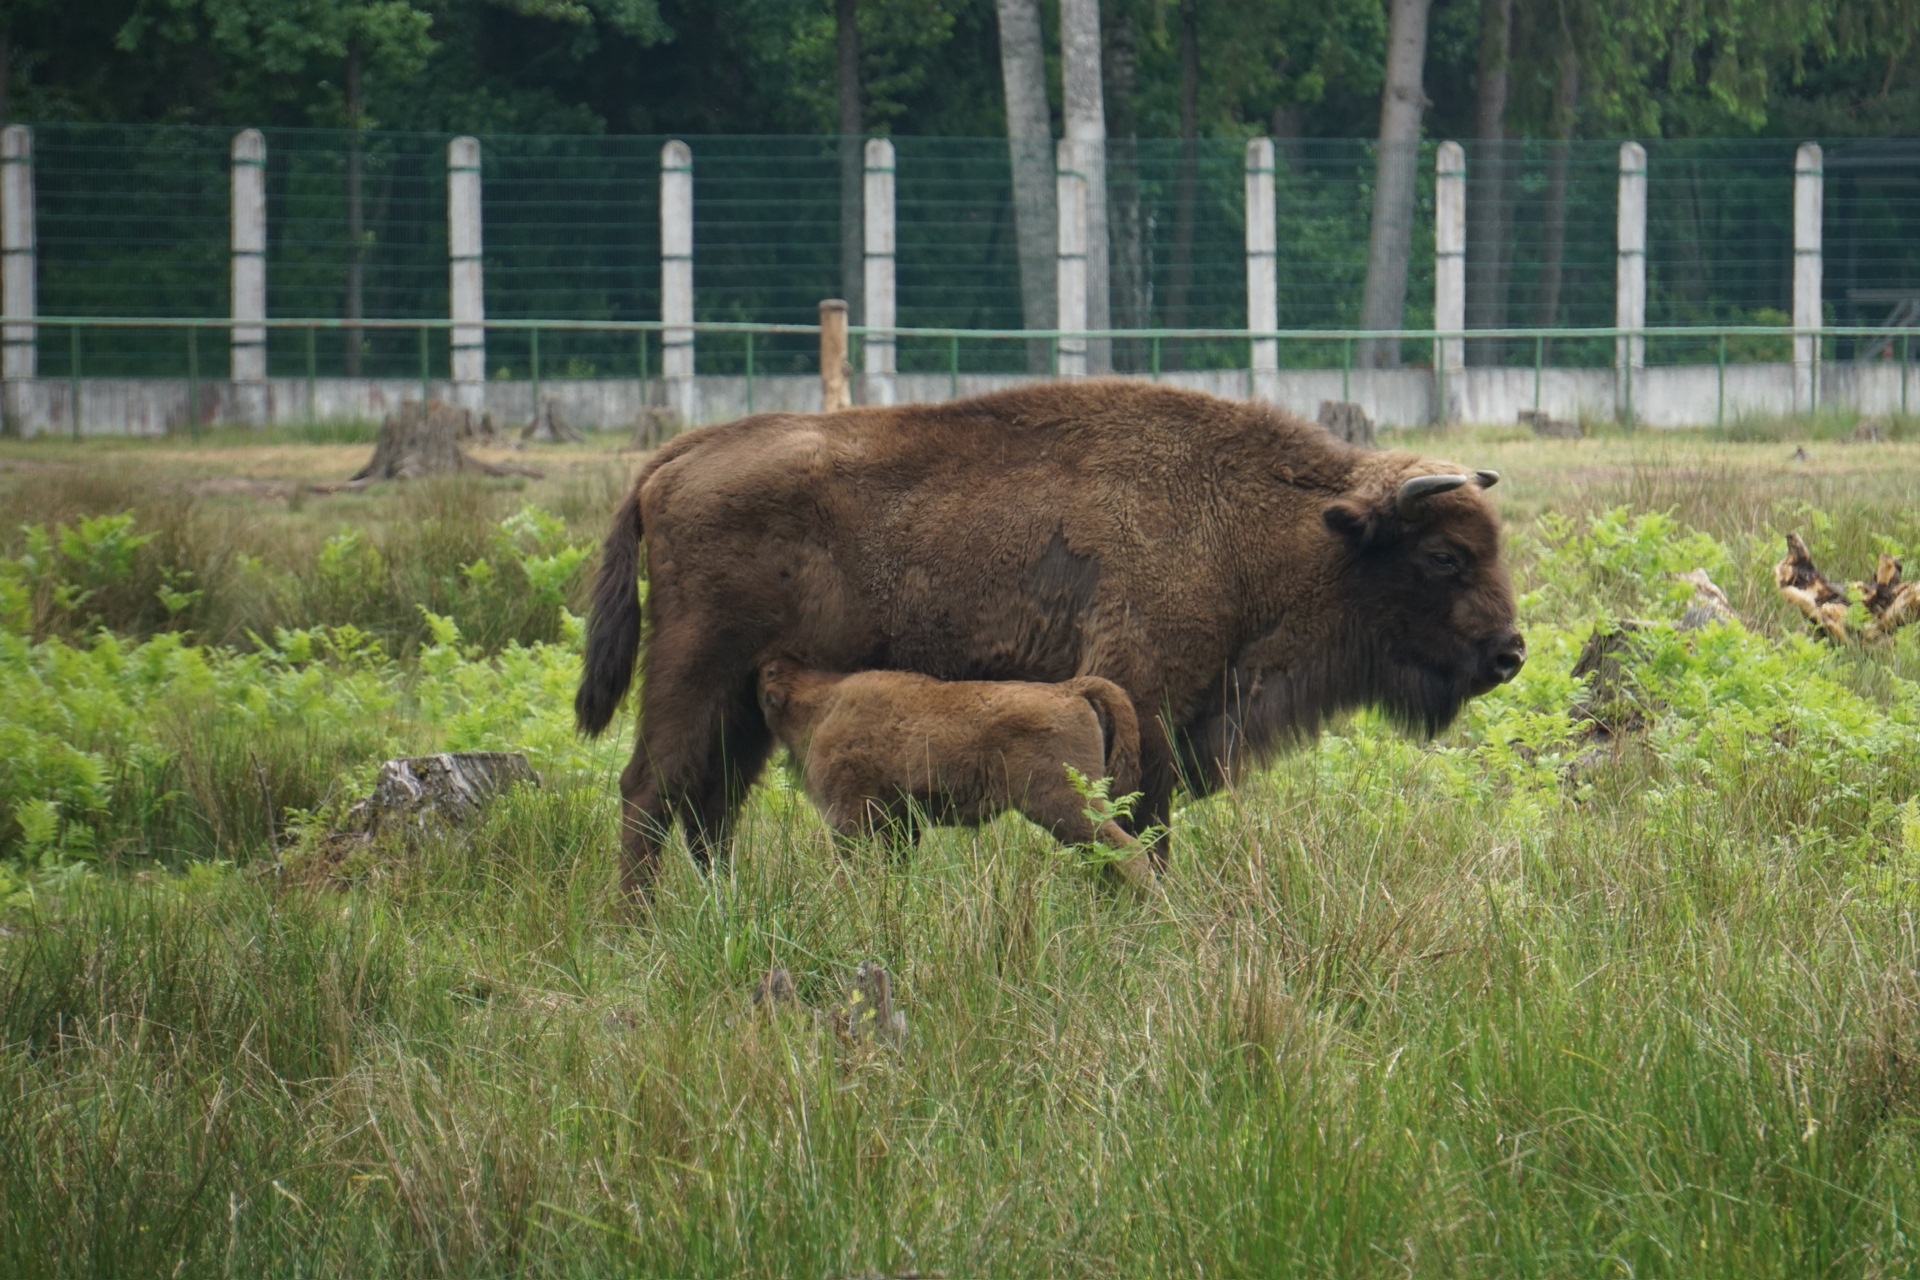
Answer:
[3,442,1920,1275]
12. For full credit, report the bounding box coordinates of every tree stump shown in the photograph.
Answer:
[305,752,538,882]
[1853,553,1920,643]
[630,406,684,451]
[1775,533,1851,642]
[1519,408,1581,439]
[523,401,584,444]
[1570,620,1658,737]
[1317,400,1375,448]
[1676,568,1739,630]
[344,400,541,484]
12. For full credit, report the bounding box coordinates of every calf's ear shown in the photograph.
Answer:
[1323,497,1389,549]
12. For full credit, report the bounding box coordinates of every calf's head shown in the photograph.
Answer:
[1321,467,1526,733]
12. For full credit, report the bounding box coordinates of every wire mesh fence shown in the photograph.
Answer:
[22,125,1920,381]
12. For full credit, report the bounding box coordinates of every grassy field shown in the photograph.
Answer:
[3,415,1920,1277]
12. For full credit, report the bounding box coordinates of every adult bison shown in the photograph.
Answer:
[577,380,1523,898]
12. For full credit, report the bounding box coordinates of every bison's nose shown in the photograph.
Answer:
[1486,633,1526,684]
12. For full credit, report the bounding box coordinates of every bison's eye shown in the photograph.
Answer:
[1426,551,1460,575]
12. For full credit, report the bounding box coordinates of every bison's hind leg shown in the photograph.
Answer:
[675,679,775,873]
[619,623,775,904]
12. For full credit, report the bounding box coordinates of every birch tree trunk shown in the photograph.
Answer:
[1356,0,1431,369]
[1105,11,1148,372]
[1060,0,1109,372]
[1163,0,1199,370]
[995,0,1056,372]
[837,0,863,326]
[1465,0,1511,367]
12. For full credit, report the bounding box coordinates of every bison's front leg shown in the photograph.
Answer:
[1131,718,1180,872]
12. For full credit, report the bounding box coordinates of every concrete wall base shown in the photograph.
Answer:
[3,361,1914,437]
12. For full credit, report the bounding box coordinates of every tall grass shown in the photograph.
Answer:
[2,424,1919,1276]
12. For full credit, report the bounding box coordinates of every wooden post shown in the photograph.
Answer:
[448,136,486,417]
[863,138,896,406]
[1793,142,1823,413]
[1246,138,1277,403]
[1056,139,1088,379]
[1615,141,1646,423]
[820,299,850,412]
[230,129,267,424]
[661,140,695,423]
[1434,141,1466,422]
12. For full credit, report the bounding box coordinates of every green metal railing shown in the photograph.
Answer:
[7,315,1915,437]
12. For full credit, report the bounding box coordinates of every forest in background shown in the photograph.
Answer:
[3,0,1916,144]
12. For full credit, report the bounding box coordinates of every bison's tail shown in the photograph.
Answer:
[575,489,646,737]
[1067,677,1141,797]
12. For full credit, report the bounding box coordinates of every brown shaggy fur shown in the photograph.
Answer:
[758,661,1147,872]
[577,380,1523,899]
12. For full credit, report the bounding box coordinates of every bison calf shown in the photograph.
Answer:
[757,661,1155,890]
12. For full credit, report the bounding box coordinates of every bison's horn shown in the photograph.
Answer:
[1475,469,1499,489]
[1396,473,1471,520]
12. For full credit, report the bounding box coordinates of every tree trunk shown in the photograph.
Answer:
[1356,0,1431,369]
[1465,0,1512,367]
[1060,0,1109,372]
[995,0,1056,373]
[1271,102,1305,172]
[1534,42,1580,339]
[837,0,863,326]
[1163,0,1199,370]
[1105,12,1148,372]
[344,39,366,378]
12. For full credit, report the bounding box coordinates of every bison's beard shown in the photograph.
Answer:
[1173,640,1476,796]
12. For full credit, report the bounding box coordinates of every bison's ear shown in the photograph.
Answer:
[1323,497,1389,549]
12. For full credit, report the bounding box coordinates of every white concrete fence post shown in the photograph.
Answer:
[447,136,486,416]
[230,129,267,423]
[1055,139,1088,379]
[1245,137,1278,403]
[660,140,695,422]
[862,137,896,407]
[1434,141,1466,421]
[1615,141,1647,423]
[3,123,35,415]
[1793,141,1823,413]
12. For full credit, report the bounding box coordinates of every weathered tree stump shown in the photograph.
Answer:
[1317,400,1375,448]
[1570,621,1658,737]
[1677,568,1739,630]
[630,406,684,451]
[1775,532,1851,642]
[305,752,538,882]
[1854,553,1920,643]
[1313,401,1374,450]
[1519,408,1581,439]
[343,400,542,485]
[523,401,584,444]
